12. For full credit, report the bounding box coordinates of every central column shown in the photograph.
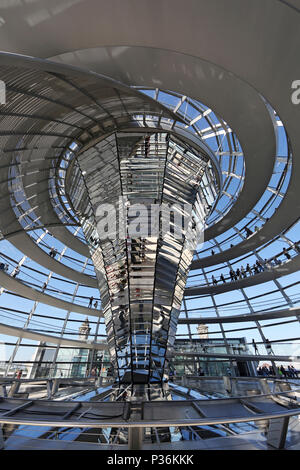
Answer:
[74,131,218,384]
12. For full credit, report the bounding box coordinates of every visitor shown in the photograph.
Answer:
[252,339,259,355]
[253,264,259,274]
[241,266,247,278]
[12,266,20,278]
[268,365,275,376]
[263,258,269,270]
[280,365,287,378]
[256,260,264,272]
[245,227,253,237]
[265,338,274,355]
[220,273,226,283]
[291,365,298,378]
[246,263,252,276]
[88,296,94,308]
[212,275,218,285]
[49,247,57,259]
[155,133,159,152]
[283,247,291,260]
[119,310,126,328]
[144,134,150,157]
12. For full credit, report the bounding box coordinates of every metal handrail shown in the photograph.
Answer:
[175,384,300,401]
[0,407,299,429]
[180,375,300,382]
[0,386,299,428]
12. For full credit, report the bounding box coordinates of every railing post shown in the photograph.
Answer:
[231,377,237,396]
[260,378,271,395]
[96,377,102,387]
[267,417,290,449]
[223,376,232,395]
[8,380,20,397]
[47,379,53,399]
[52,379,59,396]
[128,427,143,450]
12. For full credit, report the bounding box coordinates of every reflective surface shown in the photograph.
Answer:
[73,131,218,383]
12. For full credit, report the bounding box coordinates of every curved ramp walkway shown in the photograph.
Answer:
[0,271,101,317]
[0,321,105,350]
[186,255,300,296]
[178,307,300,324]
